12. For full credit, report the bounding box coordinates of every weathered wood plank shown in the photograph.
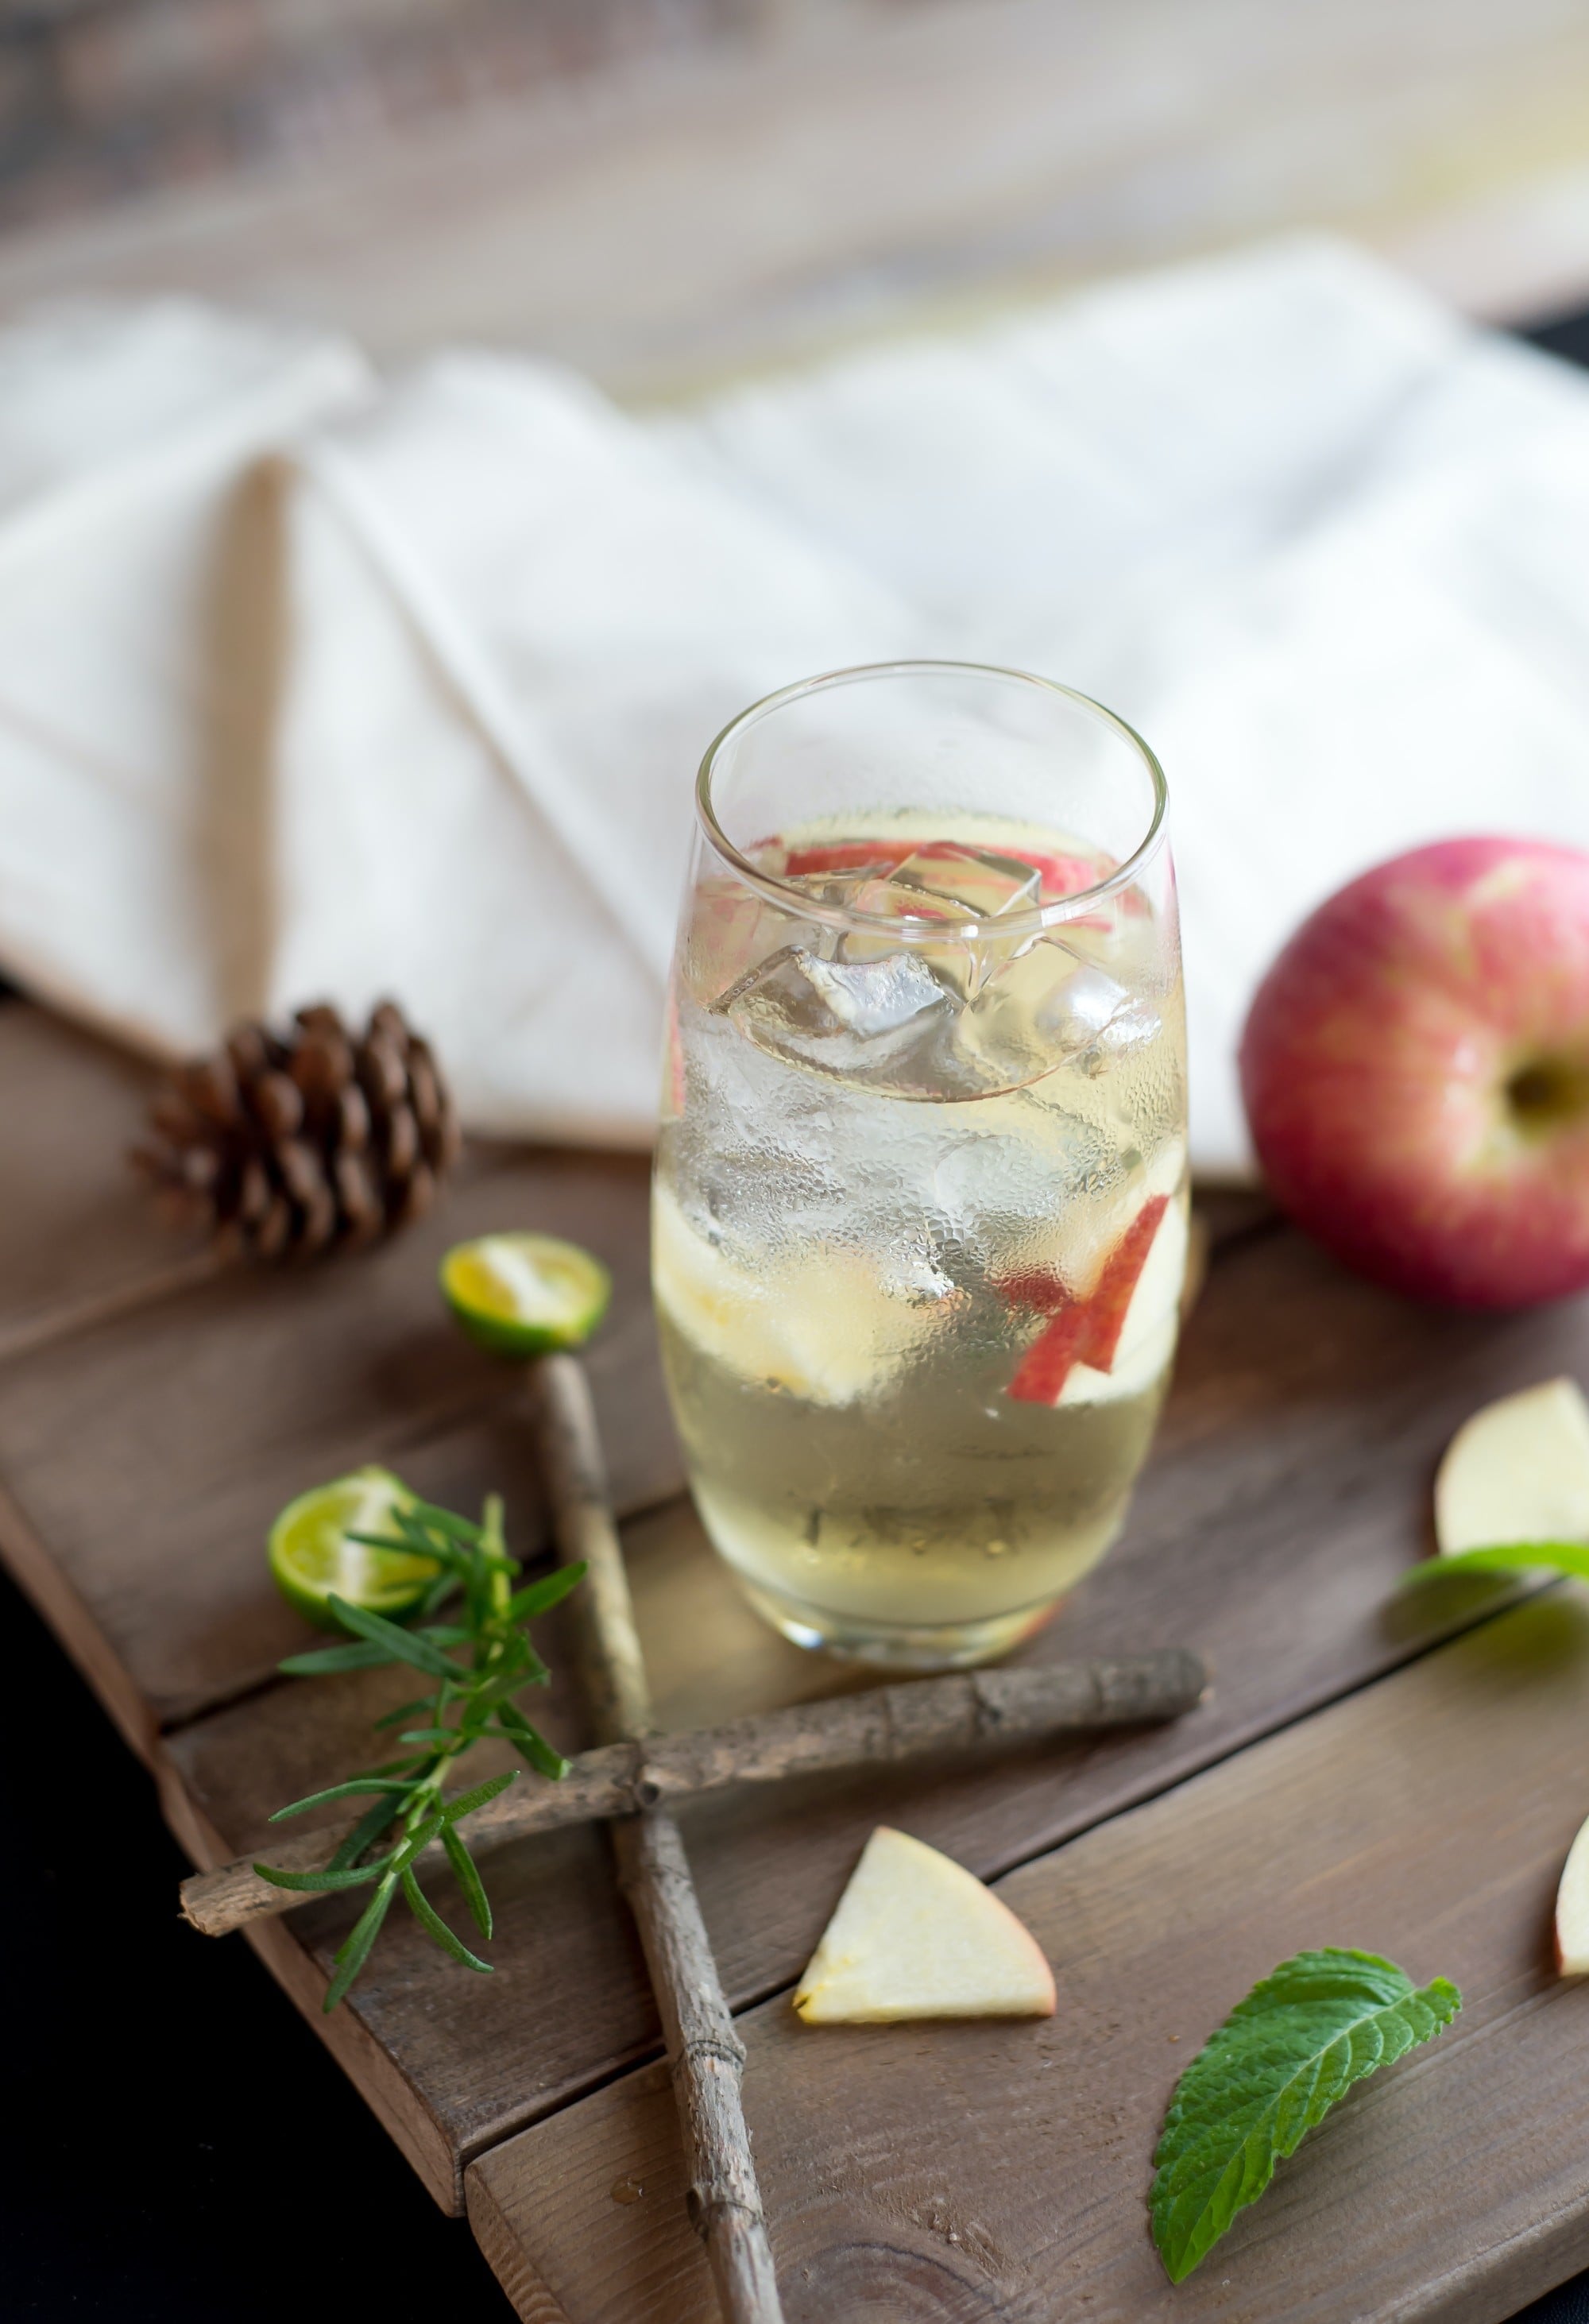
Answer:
[155,1218,1589,2213]
[0,1006,188,1340]
[0,1107,676,1730]
[0,0,1584,394]
[466,1587,1589,2324]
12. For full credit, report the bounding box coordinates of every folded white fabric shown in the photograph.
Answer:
[5,237,1589,1173]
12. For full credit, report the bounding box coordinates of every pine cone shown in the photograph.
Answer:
[132,1000,462,1263]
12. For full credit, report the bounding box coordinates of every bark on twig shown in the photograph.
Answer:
[181,1649,1207,1937]
[532,1351,785,2324]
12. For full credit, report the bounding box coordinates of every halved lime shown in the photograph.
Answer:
[269,1465,438,1631]
[440,1232,611,1359]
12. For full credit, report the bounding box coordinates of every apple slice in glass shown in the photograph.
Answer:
[1007,1193,1173,1406]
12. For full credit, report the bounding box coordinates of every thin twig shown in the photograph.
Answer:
[530,1351,785,2324]
[180,1649,1207,1936]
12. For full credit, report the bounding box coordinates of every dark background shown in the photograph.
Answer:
[6,324,1589,2324]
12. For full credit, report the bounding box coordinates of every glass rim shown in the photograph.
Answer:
[694,658,1170,942]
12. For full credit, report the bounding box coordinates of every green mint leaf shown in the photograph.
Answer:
[400,1868,493,1973]
[1399,1541,1589,1588]
[1150,1947,1461,2283]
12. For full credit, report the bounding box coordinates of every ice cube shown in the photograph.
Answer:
[1037,956,1160,1075]
[942,934,1162,1091]
[797,952,949,1036]
[846,849,1046,1003]
[718,942,961,1088]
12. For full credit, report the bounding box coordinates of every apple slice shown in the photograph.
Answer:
[1434,1377,1589,1556]
[1076,1193,1171,1373]
[1556,1810,1589,1974]
[792,1825,1056,2023]
[775,837,1104,899]
[1005,1297,1089,1406]
[1007,1194,1173,1406]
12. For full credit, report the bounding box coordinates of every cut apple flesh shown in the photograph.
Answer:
[1434,1377,1589,1556]
[1557,1809,1589,1974]
[794,1825,1056,2023]
[1007,1193,1173,1406]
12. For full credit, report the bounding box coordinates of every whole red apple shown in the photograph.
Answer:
[1239,837,1589,1308]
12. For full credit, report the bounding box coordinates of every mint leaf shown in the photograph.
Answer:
[1400,1541,1589,1588]
[1150,1947,1461,2283]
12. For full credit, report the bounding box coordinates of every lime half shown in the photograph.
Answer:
[269,1465,438,1632]
[440,1232,611,1359]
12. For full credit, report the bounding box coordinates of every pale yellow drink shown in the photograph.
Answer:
[654,810,1187,1668]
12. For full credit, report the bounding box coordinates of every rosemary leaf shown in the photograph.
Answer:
[323,1596,457,1677]
[438,1769,518,1826]
[330,1790,410,1871]
[269,1777,425,1821]
[253,1854,397,1894]
[401,1868,493,1973]
[278,1638,401,1676]
[267,1491,578,2007]
[496,1702,571,1780]
[443,1826,493,1940]
[324,1879,400,2012]
[372,1695,435,1731]
[508,1563,588,1622]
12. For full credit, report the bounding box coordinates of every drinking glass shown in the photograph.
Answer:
[653,661,1184,1669]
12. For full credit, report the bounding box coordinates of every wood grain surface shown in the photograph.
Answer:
[468,1587,1589,2324]
[0,1011,679,1736]
[157,1116,1589,2212]
[6,998,1589,2306]
[0,0,1586,396]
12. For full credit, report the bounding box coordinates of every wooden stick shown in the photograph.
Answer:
[532,1351,784,2324]
[181,1648,1208,1936]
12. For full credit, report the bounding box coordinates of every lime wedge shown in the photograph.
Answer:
[440,1232,611,1359]
[269,1465,438,1631]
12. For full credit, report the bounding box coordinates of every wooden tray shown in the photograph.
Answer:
[5,1000,1589,2320]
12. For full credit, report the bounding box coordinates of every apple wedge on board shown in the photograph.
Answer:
[793,1826,1057,2023]
[1434,1378,1589,1556]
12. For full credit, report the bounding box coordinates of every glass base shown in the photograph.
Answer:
[734,1572,1065,1672]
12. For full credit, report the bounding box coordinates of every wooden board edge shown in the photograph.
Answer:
[466,2164,578,2324]
[0,1472,159,1764]
[1394,2202,1589,2324]
[153,1748,466,2214]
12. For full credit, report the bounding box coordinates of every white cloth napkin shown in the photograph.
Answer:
[5,236,1589,1174]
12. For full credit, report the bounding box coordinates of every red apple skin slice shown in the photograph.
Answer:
[1007,1298,1091,1405]
[1004,1194,1171,1406]
[1077,1194,1170,1373]
[775,838,1105,898]
[995,1269,1073,1316]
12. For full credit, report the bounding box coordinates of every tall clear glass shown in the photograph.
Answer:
[654,662,1184,1669]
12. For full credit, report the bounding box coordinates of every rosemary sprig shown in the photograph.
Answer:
[254,1493,584,2010]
